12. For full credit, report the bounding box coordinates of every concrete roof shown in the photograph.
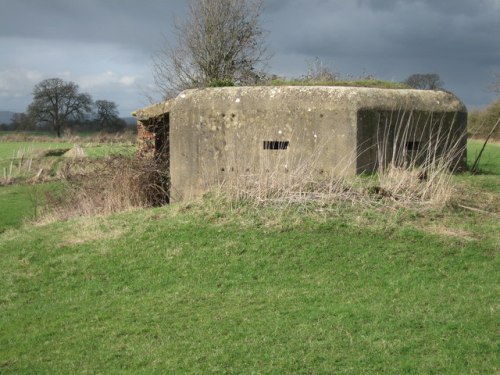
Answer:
[133,86,466,120]
[132,99,175,121]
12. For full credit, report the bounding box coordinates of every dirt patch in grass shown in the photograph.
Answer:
[56,220,126,248]
[42,148,72,157]
[425,225,477,241]
[62,146,85,158]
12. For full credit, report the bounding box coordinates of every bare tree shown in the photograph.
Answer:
[404,73,443,90]
[10,112,35,131]
[95,99,125,132]
[153,0,268,98]
[28,78,92,137]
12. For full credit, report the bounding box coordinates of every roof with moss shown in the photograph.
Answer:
[133,86,466,121]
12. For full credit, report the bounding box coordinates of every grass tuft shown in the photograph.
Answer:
[262,78,409,89]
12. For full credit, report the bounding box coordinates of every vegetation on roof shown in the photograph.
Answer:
[260,78,410,89]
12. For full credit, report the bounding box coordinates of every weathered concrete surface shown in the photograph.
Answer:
[134,86,467,202]
[132,100,174,122]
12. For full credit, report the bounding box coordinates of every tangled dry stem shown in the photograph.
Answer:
[46,156,168,220]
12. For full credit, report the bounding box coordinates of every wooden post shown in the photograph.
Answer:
[471,118,499,174]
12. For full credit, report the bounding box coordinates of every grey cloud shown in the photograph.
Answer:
[0,0,186,50]
[272,0,499,68]
[263,0,499,107]
[357,0,495,16]
[0,0,498,114]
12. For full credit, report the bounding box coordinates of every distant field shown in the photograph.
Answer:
[0,130,57,138]
[0,141,135,160]
[0,141,73,160]
[0,130,136,138]
[0,137,136,231]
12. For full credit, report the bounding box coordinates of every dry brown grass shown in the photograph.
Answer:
[205,110,466,211]
[375,111,466,207]
[208,139,361,209]
[0,130,136,144]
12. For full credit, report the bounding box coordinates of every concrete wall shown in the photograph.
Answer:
[134,86,467,203]
[169,87,362,201]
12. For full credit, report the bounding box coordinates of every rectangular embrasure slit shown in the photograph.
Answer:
[263,141,289,150]
[405,141,420,151]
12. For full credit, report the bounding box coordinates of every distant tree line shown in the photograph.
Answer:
[2,78,128,136]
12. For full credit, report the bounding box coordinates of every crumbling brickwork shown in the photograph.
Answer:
[137,121,156,157]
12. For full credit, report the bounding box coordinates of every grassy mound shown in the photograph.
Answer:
[0,140,498,373]
[1,201,498,373]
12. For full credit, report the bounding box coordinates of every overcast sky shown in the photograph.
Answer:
[0,0,499,116]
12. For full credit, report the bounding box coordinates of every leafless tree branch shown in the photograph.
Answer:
[152,0,269,99]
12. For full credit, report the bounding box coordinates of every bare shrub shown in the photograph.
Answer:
[404,73,444,90]
[300,57,340,83]
[468,100,500,140]
[47,156,168,220]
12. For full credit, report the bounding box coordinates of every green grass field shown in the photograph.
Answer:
[461,140,500,194]
[0,140,498,373]
[83,144,135,158]
[0,184,39,231]
[0,201,498,373]
[0,141,135,160]
[467,139,500,175]
[0,183,64,233]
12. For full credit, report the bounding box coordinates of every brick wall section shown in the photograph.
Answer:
[137,121,155,157]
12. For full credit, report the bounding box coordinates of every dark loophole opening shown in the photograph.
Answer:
[406,141,420,152]
[263,141,289,150]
